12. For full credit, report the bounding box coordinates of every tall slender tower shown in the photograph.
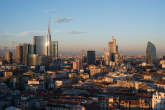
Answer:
[16,45,23,64]
[46,21,52,56]
[23,43,33,65]
[52,41,58,58]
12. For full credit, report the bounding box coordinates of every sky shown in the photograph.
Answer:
[0,0,165,56]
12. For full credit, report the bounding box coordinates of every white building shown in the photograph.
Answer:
[160,60,165,69]
[27,79,45,91]
[152,92,165,110]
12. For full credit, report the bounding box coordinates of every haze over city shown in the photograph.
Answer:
[0,0,165,55]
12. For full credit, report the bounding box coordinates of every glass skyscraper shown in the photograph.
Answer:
[51,41,58,58]
[46,23,52,56]
[33,22,54,57]
[33,36,46,56]
[16,45,23,64]
[146,41,157,64]
[87,50,96,65]
[23,43,33,65]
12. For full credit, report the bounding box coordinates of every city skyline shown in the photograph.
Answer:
[1,1,165,110]
[0,0,165,55]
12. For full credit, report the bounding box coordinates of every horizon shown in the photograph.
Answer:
[0,0,165,56]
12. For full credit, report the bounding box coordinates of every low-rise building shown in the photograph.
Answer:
[152,92,165,110]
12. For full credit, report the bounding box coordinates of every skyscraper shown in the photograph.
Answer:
[108,37,118,54]
[23,43,33,65]
[28,54,49,66]
[73,59,82,71]
[87,51,96,65]
[33,36,46,56]
[46,22,52,56]
[51,41,58,58]
[5,51,13,64]
[146,41,157,64]
[104,51,109,65]
[108,37,119,65]
[16,45,23,64]
[81,50,87,64]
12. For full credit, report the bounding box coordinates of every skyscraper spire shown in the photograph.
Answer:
[46,19,52,56]
[48,19,51,41]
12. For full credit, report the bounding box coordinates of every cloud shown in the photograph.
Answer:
[17,31,30,37]
[17,30,47,37]
[45,9,56,13]
[0,29,86,39]
[67,30,87,35]
[53,30,87,35]
[54,17,72,23]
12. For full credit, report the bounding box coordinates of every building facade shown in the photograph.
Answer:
[5,51,13,64]
[28,54,49,66]
[146,41,157,64]
[73,59,82,71]
[104,51,109,65]
[23,43,33,65]
[46,23,52,56]
[152,92,165,110]
[51,41,58,58]
[87,51,96,65]
[16,45,23,64]
[33,36,46,56]
[104,37,120,66]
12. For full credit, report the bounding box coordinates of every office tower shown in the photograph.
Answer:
[87,51,96,65]
[108,37,118,54]
[73,59,82,70]
[104,51,109,65]
[146,41,157,64]
[23,43,33,65]
[163,56,165,60]
[46,23,52,56]
[108,37,119,65]
[51,41,58,58]
[4,51,13,64]
[33,36,46,56]
[28,54,49,66]
[16,45,23,64]
[81,50,87,63]
[28,54,38,66]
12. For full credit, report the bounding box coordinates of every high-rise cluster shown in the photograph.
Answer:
[16,23,58,66]
[104,37,120,66]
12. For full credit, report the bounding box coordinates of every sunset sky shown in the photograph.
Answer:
[0,0,165,55]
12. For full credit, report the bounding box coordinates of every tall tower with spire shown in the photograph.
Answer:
[46,21,52,56]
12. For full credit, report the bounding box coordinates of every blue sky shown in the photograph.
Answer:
[0,0,165,55]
